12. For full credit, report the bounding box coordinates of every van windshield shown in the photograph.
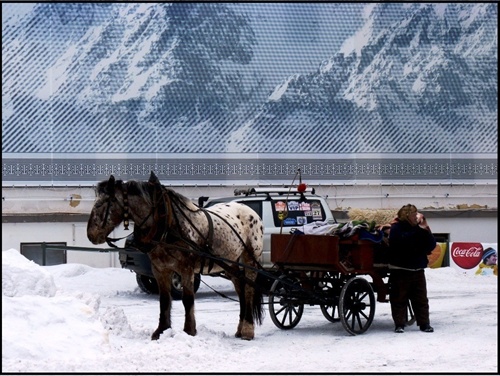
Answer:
[271,199,326,227]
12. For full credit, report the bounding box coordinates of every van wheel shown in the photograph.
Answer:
[136,274,159,294]
[171,272,202,300]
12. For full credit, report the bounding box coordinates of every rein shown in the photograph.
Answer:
[103,180,264,282]
[164,190,263,271]
[159,187,265,275]
[104,184,132,248]
[104,181,158,248]
[98,177,272,296]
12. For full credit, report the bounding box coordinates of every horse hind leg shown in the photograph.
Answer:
[235,263,264,340]
[230,273,245,338]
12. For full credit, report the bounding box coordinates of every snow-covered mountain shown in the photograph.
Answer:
[2,3,497,154]
[231,3,497,153]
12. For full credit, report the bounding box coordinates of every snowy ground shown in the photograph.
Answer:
[2,248,498,373]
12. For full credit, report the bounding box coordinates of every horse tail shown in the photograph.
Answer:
[252,283,265,325]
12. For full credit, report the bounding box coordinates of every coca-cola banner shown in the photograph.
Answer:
[449,243,498,276]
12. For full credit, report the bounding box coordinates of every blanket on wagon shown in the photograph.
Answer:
[295,220,384,242]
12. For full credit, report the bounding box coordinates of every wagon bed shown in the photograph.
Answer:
[271,233,377,272]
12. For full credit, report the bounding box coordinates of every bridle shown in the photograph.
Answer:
[99,179,212,252]
[101,185,130,231]
[102,182,150,248]
[103,180,175,249]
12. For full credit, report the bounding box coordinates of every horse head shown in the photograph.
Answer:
[87,174,129,245]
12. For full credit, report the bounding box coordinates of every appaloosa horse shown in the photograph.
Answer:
[87,172,264,340]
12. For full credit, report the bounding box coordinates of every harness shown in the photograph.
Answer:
[101,184,132,248]
[105,179,263,277]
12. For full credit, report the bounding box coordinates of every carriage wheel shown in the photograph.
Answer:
[317,272,341,323]
[339,277,375,335]
[268,275,304,330]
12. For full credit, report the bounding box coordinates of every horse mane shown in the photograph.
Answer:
[163,186,199,210]
[125,180,153,207]
[96,180,107,194]
[97,176,198,210]
[127,179,198,210]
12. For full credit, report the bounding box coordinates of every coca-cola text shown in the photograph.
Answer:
[451,242,483,269]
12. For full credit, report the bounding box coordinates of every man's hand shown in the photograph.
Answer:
[417,213,430,230]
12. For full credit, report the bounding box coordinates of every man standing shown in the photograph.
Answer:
[388,204,436,333]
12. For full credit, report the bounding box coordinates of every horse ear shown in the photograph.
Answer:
[149,171,159,184]
[107,175,116,195]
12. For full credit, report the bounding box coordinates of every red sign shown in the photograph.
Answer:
[451,242,483,269]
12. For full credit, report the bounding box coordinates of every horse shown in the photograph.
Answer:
[87,171,265,340]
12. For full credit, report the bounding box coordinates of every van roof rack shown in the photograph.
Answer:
[233,187,316,197]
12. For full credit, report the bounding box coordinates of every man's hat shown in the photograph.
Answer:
[482,247,496,262]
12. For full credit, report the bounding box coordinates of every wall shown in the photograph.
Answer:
[422,216,497,243]
[3,183,497,215]
[3,203,497,268]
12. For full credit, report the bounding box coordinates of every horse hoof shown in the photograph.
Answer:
[238,329,254,340]
[235,330,252,340]
[151,331,161,340]
[235,321,243,337]
[239,322,255,340]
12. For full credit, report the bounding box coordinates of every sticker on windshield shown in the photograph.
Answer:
[274,201,286,211]
[299,202,311,211]
[311,203,322,220]
[297,216,307,225]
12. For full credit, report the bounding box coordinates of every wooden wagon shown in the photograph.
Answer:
[268,232,414,335]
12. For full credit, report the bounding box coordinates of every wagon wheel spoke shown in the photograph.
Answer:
[273,304,288,318]
[278,305,301,327]
[268,275,304,330]
[317,271,341,323]
[339,277,376,335]
[320,304,339,322]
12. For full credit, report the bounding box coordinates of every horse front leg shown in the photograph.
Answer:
[151,268,173,340]
[181,271,197,336]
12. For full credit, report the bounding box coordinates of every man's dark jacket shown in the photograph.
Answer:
[388,220,436,270]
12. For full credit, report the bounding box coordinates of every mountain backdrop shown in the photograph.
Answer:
[2,2,496,155]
